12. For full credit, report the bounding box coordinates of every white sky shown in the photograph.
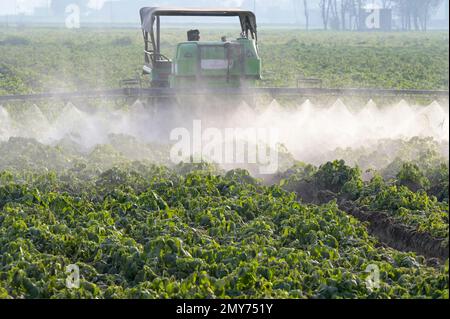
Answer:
[0,0,113,15]
[0,0,277,15]
[87,0,107,10]
[0,0,447,18]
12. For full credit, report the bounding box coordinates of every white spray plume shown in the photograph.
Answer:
[0,98,448,165]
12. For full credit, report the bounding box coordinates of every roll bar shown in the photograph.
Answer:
[139,7,258,66]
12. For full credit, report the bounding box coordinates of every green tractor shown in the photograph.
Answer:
[2,7,446,107]
[140,7,261,89]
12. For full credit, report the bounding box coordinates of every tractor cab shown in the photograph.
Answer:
[140,7,261,88]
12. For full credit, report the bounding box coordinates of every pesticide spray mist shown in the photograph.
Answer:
[0,96,449,170]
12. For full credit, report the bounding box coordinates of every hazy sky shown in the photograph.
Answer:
[1,0,285,15]
[0,0,447,18]
[1,0,115,14]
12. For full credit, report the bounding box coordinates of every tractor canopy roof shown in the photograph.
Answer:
[140,7,257,39]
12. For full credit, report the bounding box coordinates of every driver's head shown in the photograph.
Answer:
[187,29,200,41]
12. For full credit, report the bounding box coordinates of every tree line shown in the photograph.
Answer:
[298,0,445,30]
[47,0,445,31]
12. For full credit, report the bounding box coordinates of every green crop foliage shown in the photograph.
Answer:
[0,136,448,299]
[0,28,448,299]
[280,142,449,241]
[0,163,448,299]
[0,29,448,94]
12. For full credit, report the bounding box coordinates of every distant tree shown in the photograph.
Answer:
[319,0,366,30]
[290,0,308,29]
[330,0,340,30]
[392,0,443,31]
[340,0,360,30]
[341,0,347,30]
[320,0,367,31]
[304,0,309,30]
[319,0,332,30]
[419,0,444,31]
[349,0,365,30]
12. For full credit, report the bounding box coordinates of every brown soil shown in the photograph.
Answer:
[267,176,449,262]
[339,201,449,262]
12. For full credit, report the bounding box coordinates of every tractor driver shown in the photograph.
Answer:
[187,29,200,41]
